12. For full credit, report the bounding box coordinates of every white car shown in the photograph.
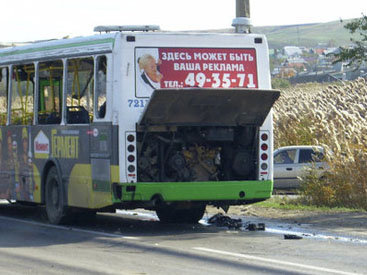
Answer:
[273,145,328,189]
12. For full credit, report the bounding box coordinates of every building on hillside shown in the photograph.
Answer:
[283,46,302,57]
[323,47,338,56]
[314,47,326,55]
[272,67,297,78]
[284,57,308,71]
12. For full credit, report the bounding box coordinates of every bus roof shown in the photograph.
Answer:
[0,33,117,65]
[0,30,267,65]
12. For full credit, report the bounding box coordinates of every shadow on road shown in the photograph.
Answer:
[0,202,267,249]
[0,203,297,275]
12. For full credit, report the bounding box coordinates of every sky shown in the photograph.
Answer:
[0,0,366,42]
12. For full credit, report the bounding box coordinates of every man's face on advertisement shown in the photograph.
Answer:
[144,57,159,82]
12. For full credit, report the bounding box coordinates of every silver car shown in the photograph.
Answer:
[273,145,328,189]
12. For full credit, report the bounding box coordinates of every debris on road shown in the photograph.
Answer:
[208,213,242,229]
[284,234,303,240]
[246,223,266,231]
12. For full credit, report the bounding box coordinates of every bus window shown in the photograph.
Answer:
[38,60,63,125]
[10,64,35,125]
[96,56,107,119]
[66,57,94,124]
[0,67,8,125]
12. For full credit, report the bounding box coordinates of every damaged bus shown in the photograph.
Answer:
[0,25,279,224]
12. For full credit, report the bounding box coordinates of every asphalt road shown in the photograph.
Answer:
[0,203,366,275]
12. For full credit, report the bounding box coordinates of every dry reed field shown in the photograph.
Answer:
[273,78,367,209]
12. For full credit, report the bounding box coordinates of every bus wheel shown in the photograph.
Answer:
[156,203,206,224]
[45,167,68,224]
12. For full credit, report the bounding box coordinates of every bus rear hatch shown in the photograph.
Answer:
[138,88,280,127]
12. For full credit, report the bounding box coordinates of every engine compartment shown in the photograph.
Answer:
[137,126,258,182]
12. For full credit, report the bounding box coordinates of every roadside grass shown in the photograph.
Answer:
[254,196,366,213]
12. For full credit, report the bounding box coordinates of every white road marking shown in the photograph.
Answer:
[193,247,361,275]
[0,216,140,240]
[265,227,367,244]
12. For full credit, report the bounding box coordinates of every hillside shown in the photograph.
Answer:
[1,19,359,50]
[193,19,358,49]
[253,19,356,48]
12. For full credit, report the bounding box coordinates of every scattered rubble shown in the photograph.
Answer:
[246,223,266,231]
[208,213,242,229]
[208,213,268,231]
[284,234,303,240]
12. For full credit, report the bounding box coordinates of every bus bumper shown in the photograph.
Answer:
[113,180,273,203]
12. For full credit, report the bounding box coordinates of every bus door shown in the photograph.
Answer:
[89,123,114,206]
[88,55,113,207]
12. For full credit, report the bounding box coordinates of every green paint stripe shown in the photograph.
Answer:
[117,180,273,203]
[0,38,115,58]
[34,153,49,159]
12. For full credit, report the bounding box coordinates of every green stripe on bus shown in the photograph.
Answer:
[116,180,273,202]
[0,38,115,58]
[34,153,49,159]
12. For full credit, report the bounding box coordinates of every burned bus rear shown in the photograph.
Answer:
[113,35,279,222]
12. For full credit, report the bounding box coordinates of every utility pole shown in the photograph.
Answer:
[236,0,250,18]
[232,0,251,33]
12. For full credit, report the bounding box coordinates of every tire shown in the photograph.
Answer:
[156,203,206,224]
[45,166,68,224]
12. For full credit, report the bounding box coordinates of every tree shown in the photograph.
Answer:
[333,15,367,67]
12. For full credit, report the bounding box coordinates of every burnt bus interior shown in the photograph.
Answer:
[137,89,280,182]
[6,56,107,126]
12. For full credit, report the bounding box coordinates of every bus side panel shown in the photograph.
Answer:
[48,123,116,209]
[0,125,91,204]
[32,125,92,208]
[0,123,117,209]
[67,123,118,209]
[83,123,118,209]
[32,125,89,205]
[0,126,35,202]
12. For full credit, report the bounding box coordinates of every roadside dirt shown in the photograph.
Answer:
[206,205,367,239]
